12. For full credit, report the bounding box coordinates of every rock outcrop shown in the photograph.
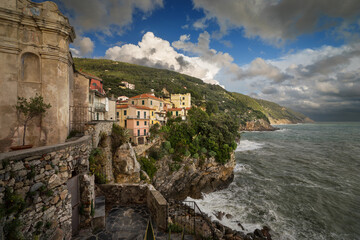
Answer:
[112,143,141,183]
[239,119,278,131]
[153,153,236,200]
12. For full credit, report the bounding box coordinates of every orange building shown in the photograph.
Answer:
[116,104,153,145]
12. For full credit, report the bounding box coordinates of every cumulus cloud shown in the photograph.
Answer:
[58,0,163,35]
[192,0,360,44]
[247,43,360,120]
[104,32,225,85]
[71,37,95,57]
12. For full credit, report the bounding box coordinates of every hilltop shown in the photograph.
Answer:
[74,58,312,125]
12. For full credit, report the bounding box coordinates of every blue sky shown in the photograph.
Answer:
[36,0,360,121]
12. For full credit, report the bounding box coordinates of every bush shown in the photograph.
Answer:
[192,153,199,159]
[148,147,164,160]
[208,151,217,157]
[111,124,129,153]
[168,148,175,154]
[138,157,157,180]
[162,141,171,151]
[89,148,107,184]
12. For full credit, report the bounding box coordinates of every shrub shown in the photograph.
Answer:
[192,153,199,159]
[138,157,157,180]
[208,151,217,157]
[162,141,171,151]
[168,223,183,233]
[4,218,24,240]
[168,148,175,154]
[111,124,129,153]
[89,148,107,184]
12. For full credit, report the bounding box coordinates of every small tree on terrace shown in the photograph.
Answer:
[15,94,51,146]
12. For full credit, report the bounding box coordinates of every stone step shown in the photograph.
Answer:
[91,196,106,231]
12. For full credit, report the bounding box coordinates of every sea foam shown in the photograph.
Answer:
[236,140,264,152]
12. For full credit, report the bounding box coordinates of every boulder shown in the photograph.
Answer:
[112,143,140,183]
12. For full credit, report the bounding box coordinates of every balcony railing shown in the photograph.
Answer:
[126,116,150,120]
[94,102,106,112]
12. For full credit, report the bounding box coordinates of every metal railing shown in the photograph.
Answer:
[172,200,218,239]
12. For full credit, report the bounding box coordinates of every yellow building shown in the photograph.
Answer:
[170,93,191,108]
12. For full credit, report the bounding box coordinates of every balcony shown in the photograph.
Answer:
[126,116,150,120]
[94,102,106,112]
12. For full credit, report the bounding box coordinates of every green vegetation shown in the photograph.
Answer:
[111,124,130,154]
[14,94,51,146]
[89,148,107,184]
[162,107,239,164]
[168,223,183,233]
[138,157,157,179]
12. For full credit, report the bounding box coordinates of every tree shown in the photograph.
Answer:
[15,94,51,146]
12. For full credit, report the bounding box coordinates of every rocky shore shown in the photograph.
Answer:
[239,119,279,131]
[153,152,235,200]
[169,200,273,240]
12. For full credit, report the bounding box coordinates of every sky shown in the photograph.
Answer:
[38,0,360,121]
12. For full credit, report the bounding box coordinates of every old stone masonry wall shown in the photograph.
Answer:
[0,136,94,240]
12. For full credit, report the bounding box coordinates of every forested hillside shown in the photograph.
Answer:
[74,58,312,124]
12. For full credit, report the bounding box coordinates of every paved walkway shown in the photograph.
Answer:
[73,205,193,240]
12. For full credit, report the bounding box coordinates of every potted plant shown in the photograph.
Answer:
[11,94,51,150]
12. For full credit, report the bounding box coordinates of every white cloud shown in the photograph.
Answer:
[192,0,360,45]
[104,32,224,85]
[72,36,95,57]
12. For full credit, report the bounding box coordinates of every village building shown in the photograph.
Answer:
[168,107,191,120]
[170,93,191,109]
[116,104,152,145]
[74,71,116,122]
[120,81,135,90]
[128,93,166,125]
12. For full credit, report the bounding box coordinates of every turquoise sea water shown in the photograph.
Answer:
[187,122,360,239]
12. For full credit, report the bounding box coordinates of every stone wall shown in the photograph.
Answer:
[0,136,94,240]
[84,121,115,148]
[98,184,168,230]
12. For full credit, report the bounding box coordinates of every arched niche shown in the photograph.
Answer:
[19,52,41,98]
[21,52,40,83]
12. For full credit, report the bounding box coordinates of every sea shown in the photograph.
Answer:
[186,122,360,240]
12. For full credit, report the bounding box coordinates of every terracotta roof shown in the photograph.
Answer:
[116,104,155,110]
[117,104,129,109]
[129,94,163,101]
[185,107,192,110]
[168,108,183,111]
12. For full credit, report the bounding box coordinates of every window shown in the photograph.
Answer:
[92,83,97,86]
[142,100,145,105]
[152,111,154,116]
[171,112,173,116]
[183,97,185,100]
[137,111,140,118]
[132,101,134,105]
[145,121,147,126]
[160,103,162,107]
[116,112,119,117]
[124,110,127,116]
[138,130,140,136]
[144,112,146,118]
[137,121,139,126]
[176,111,178,116]
[152,121,154,124]
[144,129,146,135]
[183,102,185,105]
[150,100,152,105]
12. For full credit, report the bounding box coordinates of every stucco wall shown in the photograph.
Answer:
[0,136,94,240]
[0,0,75,152]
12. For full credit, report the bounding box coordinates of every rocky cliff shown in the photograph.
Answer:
[153,152,236,200]
[239,119,278,131]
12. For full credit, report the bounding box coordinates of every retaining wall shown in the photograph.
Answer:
[0,136,94,240]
